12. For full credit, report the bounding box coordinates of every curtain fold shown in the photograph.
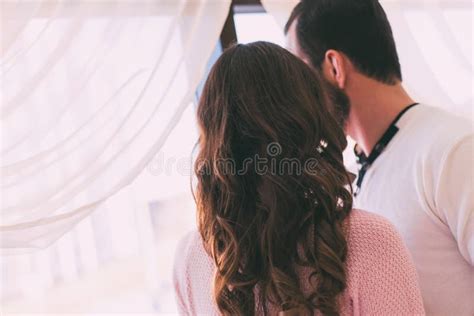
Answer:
[1,0,232,250]
[261,0,473,119]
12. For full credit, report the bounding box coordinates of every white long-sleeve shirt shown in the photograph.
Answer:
[354,104,474,315]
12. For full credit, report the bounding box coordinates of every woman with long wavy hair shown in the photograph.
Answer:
[173,42,424,315]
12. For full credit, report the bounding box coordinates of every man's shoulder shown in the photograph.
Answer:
[414,104,472,138]
[407,104,473,159]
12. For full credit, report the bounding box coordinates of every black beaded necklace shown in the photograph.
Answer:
[354,103,419,196]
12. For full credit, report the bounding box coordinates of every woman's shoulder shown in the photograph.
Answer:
[343,213,424,314]
[173,231,217,315]
[174,230,216,284]
[176,230,203,254]
[174,230,212,271]
[344,209,418,279]
[346,209,402,242]
[344,209,412,266]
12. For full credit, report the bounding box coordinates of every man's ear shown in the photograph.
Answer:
[322,50,347,89]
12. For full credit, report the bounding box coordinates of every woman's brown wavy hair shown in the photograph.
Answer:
[194,42,353,315]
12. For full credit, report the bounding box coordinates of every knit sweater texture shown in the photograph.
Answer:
[173,209,425,315]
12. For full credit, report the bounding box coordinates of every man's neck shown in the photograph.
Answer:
[345,77,414,156]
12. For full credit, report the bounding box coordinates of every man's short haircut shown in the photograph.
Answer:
[285,0,402,84]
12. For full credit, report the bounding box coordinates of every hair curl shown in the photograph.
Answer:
[194,42,353,315]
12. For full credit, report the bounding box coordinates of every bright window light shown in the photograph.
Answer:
[234,13,285,47]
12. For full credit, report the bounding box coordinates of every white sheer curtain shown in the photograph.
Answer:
[1,0,231,250]
[261,0,473,120]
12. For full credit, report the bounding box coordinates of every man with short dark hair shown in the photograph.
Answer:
[285,0,473,314]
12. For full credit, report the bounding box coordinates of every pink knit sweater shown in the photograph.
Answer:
[173,210,425,315]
